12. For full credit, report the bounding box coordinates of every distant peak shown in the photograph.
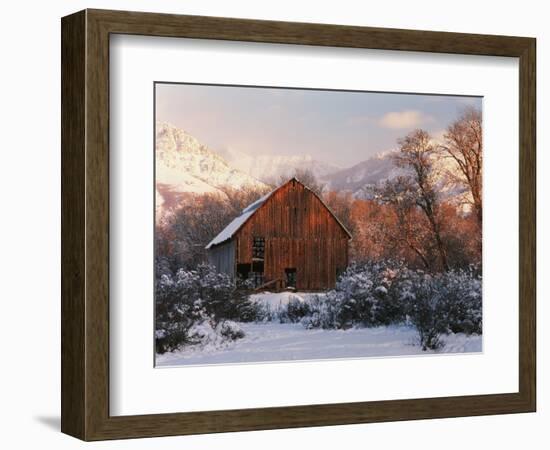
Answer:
[156,121,178,131]
[372,148,398,160]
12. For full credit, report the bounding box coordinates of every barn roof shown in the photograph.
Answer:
[205,191,272,249]
[205,178,352,249]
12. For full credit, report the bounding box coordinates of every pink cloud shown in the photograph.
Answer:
[378,110,434,129]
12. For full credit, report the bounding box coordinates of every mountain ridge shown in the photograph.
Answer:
[155,122,267,219]
[155,122,471,220]
[218,146,340,183]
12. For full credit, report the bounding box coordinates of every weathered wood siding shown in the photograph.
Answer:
[207,240,235,277]
[235,180,349,290]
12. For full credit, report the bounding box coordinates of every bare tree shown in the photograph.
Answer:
[220,184,273,213]
[393,130,449,271]
[276,168,326,196]
[324,190,355,235]
[372,176,433,270]
[157,185,274,273]
[164,194,234,270]
[440,108,483,228]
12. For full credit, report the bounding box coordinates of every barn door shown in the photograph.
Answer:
[285,268,297,289]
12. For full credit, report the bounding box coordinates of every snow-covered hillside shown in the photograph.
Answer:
[322,150,403,194]
[155,122,266,218]
[323,149,471,208]
[219,147,340,183]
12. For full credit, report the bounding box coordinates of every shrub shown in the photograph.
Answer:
[155,264,253,353]
[155,273,207,354]
[252,301,275,323]
[219,320,245,341]
[400,267,482,350]
[400,271,448,350]
[300,261,407,330]
[187,320,218,345]
[300,292,345,329]
[277,296,312,323]
[156,261,482,354]
[296,261,482,351]
[442,267,482,335]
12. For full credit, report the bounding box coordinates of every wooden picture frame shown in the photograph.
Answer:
[61,8,536,441]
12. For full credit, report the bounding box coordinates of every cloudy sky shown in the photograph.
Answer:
[156,83,482,168]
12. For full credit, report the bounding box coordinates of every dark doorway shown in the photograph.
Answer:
[285,268,297,288]
[237,263,251,280]
[250,260,265,287]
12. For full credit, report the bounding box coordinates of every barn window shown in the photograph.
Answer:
[252,236,265,259]
[285,268,297,288]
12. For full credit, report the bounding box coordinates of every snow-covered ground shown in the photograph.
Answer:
[156,322,482,367]
[249,291,319,307]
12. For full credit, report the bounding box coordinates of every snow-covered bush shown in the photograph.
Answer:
[300,292,344,329]
[297,261,481,351]
[400,267,482,350]
[187,320,218,345]
[301,261,407,330]
[155,264,254,353]
[155,272,206,353]
[250,293,314,324]
[219,320,245,341]
[442,266,482,335]
[251,301,275,323]
[277,295,312,323]
[400,271,448,350]
[337,261,406,326]
[332,266,376,328]
[186,320,245,349]
[191,264,257,325]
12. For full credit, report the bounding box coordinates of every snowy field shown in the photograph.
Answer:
[156,322,481,367]
[249,291,321,308]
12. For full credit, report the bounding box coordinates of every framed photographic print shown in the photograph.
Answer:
[61,9,536,441]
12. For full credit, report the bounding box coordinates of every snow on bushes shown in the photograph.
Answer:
[400,272,449,350]
[188,320,245,346]
[399,266,482,349]
[277,296,312,323]
[155,264,255,354]
[250,292,312,324]
[300,261,406,330]
[219,320,246,341]
[280,261,482,351]
[440,268,482,335]
[156,261,482,354]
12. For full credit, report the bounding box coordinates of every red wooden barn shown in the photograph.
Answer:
[206,178,351,291]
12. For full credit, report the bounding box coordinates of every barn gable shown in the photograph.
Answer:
[205,178,351,250]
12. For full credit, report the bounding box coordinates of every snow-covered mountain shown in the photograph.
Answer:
[322,149,471,208]
[322,150,404,195]
[156,122,266,218]
[219,147,340,183]
[155,122,471,221]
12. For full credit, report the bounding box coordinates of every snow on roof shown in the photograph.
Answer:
[205,190,273,249]
[205,178,352,249]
